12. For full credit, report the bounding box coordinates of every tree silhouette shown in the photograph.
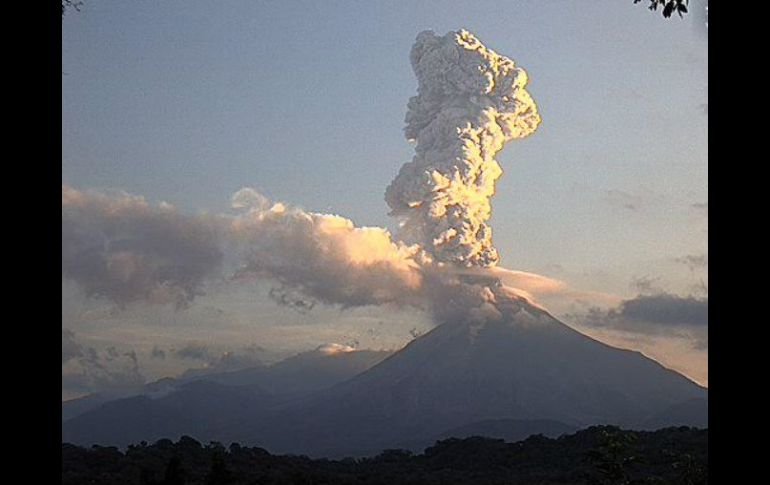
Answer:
[62,1,83,17]
[62,427,707,484]
[670,451,708,485]
[205,453,234,485]
[139,468,157,485]
[635,0,689,18]
[160,456,186,485]
[585,427,639,485]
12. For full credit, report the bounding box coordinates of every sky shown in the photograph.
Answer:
[62,0,708,399]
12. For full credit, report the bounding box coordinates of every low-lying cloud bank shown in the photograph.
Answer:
[61,329,145,399]
[619,294,708,327]
[567,293,708,353]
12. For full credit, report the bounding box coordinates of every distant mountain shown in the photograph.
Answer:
[63,301,707,457]
[643,398,708,429]
[62,393,111,422]
[183,347,392,397]
[435,418,577,442]
[394,418,577,452]
[62,347,392,435]
[62,380,275,446]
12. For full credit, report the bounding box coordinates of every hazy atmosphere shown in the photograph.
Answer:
[62,0,707,403]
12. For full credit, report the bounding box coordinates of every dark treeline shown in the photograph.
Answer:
[62,425,707,485]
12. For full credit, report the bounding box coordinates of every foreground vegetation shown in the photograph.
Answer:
[62,425,707,485]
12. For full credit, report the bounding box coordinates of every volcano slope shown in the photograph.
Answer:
[236,300,707,457]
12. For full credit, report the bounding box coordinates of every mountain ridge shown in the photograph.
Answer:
[63,301,706,457]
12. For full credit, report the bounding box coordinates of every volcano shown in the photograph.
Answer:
[62,299,706,456]
[61,28,706,459]
[229,299,707,456]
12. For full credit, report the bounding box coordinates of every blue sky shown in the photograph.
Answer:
[62,1,708,394]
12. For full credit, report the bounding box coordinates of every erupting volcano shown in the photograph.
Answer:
[62,30,707,457]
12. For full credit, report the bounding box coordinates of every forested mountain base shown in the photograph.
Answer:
[62,426,708,485]
[62,425,707,485]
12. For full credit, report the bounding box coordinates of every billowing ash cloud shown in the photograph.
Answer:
[62,185,428,310]
[385,30,541,267]
[62,186,224,308]
[61,30,546,328]
[230,203,427,308]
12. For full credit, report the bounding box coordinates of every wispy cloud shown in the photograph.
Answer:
[173,343,213,361]
[62,330,145,398]
[604,189,644,211]
[630,275,664,295]
[675,253,708,272]
[568,293,707,332]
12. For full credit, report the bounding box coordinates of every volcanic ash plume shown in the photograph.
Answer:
[62,30,548,325]
[385,30,541,268]
[229,197,427,308]
[62,186,427,310]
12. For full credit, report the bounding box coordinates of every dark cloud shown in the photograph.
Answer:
[630,275,664,295]
[568,293,708,334]
[172,343,264,371]
[62,331,145,396]
[173,343,212,361]
[620,294,708,327]
[175,343,265,378]
[105,346,119,360]
[268,286,317,314]
[150,346,166,360]
[676,254,708,272]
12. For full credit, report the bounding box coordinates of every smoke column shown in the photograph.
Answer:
[386,30,541,268]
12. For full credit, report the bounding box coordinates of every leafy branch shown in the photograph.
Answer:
[62,1,83,18]
[634,0,689,18]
